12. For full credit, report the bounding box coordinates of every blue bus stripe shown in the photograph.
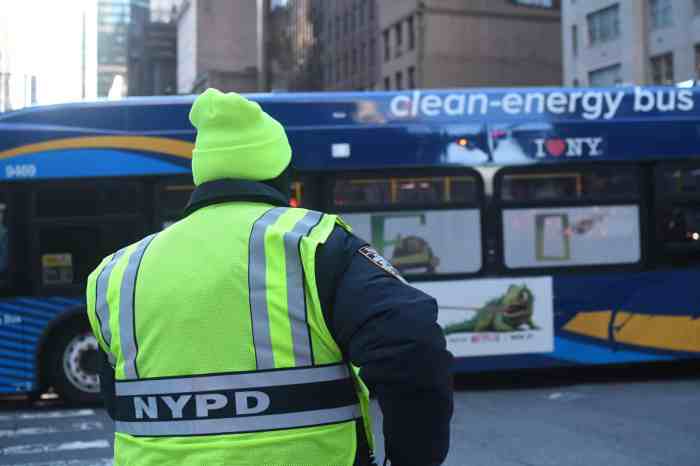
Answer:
[49,297,84,306]
[0,302,57,319]
[0,359,34,370]
[12,298,73,312]
[0,327,39,343]
[0,383,20,392]
[0,340,36,352]
[3,314,52,327]
[0,347,36,362]
[0,366,33,379]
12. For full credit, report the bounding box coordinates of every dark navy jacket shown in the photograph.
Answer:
[101,180,453,466]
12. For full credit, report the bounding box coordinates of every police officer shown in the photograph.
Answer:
[87,89,452,466]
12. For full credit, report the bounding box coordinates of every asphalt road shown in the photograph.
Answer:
[0,369,698,466]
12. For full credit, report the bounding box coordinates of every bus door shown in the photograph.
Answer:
[28,179,149,296]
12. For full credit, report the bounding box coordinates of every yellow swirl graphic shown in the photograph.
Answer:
[0,136,194,160]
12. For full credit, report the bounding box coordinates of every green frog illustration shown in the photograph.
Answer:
[443,285,538,334]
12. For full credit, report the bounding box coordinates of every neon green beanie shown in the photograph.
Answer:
[189,88,292,185]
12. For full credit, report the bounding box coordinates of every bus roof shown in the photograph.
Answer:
[1,86,699,180]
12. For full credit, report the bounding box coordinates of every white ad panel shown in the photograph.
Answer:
[503,205,640,268]
[414,277,554,357]
[342,209,481,274]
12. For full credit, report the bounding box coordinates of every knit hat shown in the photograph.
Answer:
[189,88,292,186]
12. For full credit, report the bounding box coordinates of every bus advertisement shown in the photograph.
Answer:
[0,86,698,403]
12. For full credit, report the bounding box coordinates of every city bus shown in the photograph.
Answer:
[0,86,699,404]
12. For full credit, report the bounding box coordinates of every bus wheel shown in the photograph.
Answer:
[48,321,101,405]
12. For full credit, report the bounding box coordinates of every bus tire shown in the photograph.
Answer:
[47,320,102,406]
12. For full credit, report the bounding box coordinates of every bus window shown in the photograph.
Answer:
[334,176,478,208]
[0,199,8,275]
[35,181,144,218]
[500,168,639,202]
[655,165,700,262]
[497,166,642,270]
[290,181,304,207]
[158,183,194,228]
[38,226,99,287]
[331,173,483,278]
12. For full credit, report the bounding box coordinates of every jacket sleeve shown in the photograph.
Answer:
[316,225,453,466]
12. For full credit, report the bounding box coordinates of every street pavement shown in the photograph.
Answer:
[0,372,698,466]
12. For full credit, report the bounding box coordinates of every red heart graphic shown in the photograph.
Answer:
[546,139,566,157]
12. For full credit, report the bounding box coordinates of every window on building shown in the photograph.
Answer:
[407,16,415,50]
[336,16,341,40]
[695,45,700,79]
[695,0,700,15]
[395,23,403,57]
[573,78,580,87]
[370,38,376,66]
[328,20,333,40]
[395,71,403,90]
[587,4,620,46]
[358,3,363,27]
[408,66,416,89]
[360,42,366,69]
[383,29,390,62]
[651,52,674,84]
[350,6,356,31]
[649,0,673,30]
[589,64,621,87]
[344,10,349,34]
[352,48,357,74]
[384,76,391,90]
[572,24,578,57]
[343,52,349,78]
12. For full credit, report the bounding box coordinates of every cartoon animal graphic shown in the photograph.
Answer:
[443,285,538,334]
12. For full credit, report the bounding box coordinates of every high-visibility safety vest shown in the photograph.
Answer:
[86,202,374,466]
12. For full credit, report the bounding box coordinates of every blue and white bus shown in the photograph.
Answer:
[0,86,699,403]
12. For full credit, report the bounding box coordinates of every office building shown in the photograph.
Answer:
[128,1,179,96]
[97,0,133,97]
[563,0,700,86]
[379,0,562,90]
[176,0,259,94]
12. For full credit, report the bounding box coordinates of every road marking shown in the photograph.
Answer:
[0,421,104,438]
[2,439,111,456]
[11,459,113,466]
[0,409,95,421]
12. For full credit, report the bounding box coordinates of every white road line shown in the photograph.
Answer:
[0,409,95,421]
[0,421,104,438]
[2,439,111,456]
[11,459,113,466]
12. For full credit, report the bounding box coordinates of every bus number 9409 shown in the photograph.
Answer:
[5,164,37,178]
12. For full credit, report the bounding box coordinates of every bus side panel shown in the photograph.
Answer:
[445,268,700,373]
[0,297,83,394]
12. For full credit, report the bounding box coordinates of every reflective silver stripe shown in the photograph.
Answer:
[95,249,126,365]
[284,211,323,366]
[115,362,350,396]
[115,403,361,437]
[249,207,288,370]
[119,234,157,380]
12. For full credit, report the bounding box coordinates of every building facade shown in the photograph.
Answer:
[97,0,132,97]
[379,0,562,90]
[176,0,259,94]
[128,1,178,96]
[563,0,700,86]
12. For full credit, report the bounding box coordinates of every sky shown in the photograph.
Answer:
[2,0,97,107]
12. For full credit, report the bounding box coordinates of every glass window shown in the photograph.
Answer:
[587,5,620,46]
[651,52,674,85]
[35,182,144,218]
[503,206,641,268]
[39,226,99,286]
[500,168,639,202]
[158,183,194,228]
[408,66,416,89]
[589,63,621,86]
[695,0,700,15]
[333,176,478,208]
[394,23,403,57]
[659,166,700,196]
[384,76,391,90]
[383,29,390,62]
[0,198,8,274]
[395,71,403,90]
[407,16,415,50]
[649,0,672,30]
[572,24,578,57]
